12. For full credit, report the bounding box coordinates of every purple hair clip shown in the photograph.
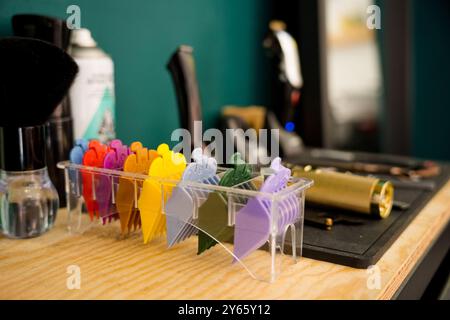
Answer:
[100,139,130,224]
[233,157,298,262]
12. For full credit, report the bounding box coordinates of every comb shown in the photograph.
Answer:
[102,139,130,224]
[232,157,297,262]
[137,144,186,244]
[69,139,88,197]
[116,142,157,235]
[81,140,109,220]
[69,139,89,164]
[197,153,253,255]
[165,148,218,247]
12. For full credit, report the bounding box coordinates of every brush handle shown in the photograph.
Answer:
[167,45,202,137]
[0,125,47,171]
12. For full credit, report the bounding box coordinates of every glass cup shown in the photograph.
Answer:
[0,168,59,238]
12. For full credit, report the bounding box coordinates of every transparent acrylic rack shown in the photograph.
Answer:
[57,161,312,282]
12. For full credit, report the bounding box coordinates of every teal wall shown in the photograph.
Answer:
[0,0,270,148]
[378,0,450,160]
[411,0,450,160]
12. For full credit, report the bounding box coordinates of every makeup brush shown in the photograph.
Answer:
[12,14,76,208]
[0,37,78,238]
[0,37,78,127]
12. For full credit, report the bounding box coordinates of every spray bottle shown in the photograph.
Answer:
[69,28,116,143]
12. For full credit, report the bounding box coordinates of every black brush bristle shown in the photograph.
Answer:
[0,37,78,127]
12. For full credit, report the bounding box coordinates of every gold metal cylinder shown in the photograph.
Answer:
[292,167,394,219]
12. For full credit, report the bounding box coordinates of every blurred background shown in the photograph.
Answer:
[1,0,449,160]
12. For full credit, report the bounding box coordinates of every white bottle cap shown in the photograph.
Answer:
[71,28,97,47]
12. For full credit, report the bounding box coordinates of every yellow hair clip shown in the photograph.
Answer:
[138,143,186,243]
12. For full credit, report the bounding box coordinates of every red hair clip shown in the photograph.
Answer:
[82,140,109,221]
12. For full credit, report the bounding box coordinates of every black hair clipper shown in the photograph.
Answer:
[263,20,304,158]
[263,20,303,126]
[167,45,203,142]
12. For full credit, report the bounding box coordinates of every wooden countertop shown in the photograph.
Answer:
[1,180,450,300]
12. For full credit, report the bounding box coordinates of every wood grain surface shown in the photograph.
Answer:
[1,180,449,300]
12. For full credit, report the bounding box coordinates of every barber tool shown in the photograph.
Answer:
[222,106,267,132]
[262,20,304,158]
[116,142,157,235]
[291,165,394,219]
[129,146,159,232]
[104,140,129,170]
[70,139,89,164]
[263,20,302,129]
[393,200,410,211]
[197,153,252,255]
[233,157,299,262]
[165,148,219,247]
[101,139,130,223]
[292,150,440,194]
[304,215,334,231]
[0,37,78,238]
[221,20,309,162]
[165,187,195,247]
[309,148,441,174]
[219,153,253,187]
[69,139,88,198]
[81,140,109,220]
[167,45,203,146]
[219,109,272,165]
[293,152,441,180]
[389,179,435,191]
[138,144,186,244]
[304,212,365,231]
[12,14,74,208]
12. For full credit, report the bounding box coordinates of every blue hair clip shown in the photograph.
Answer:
[69,139,88,164]
[68,139,89,197]
[165,148,219,247]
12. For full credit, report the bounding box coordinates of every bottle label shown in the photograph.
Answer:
[70,57,116,143]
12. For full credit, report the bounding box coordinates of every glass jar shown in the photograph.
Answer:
[0,168,59,238]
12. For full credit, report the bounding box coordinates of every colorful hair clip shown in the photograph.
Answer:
[69,139,89,196]
[104,140,130,170]
[137,144,186,244]
[100,140,131,224]
[165,148,218,247]
[82,140,109,221]
[116,142,158,235]
[232,157,296,262]
[69,139,89,164]
[197,153,253,255]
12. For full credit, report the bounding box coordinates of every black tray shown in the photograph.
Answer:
[287,153,450,268]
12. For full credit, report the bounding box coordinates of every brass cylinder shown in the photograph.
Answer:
[292,167,394,219]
